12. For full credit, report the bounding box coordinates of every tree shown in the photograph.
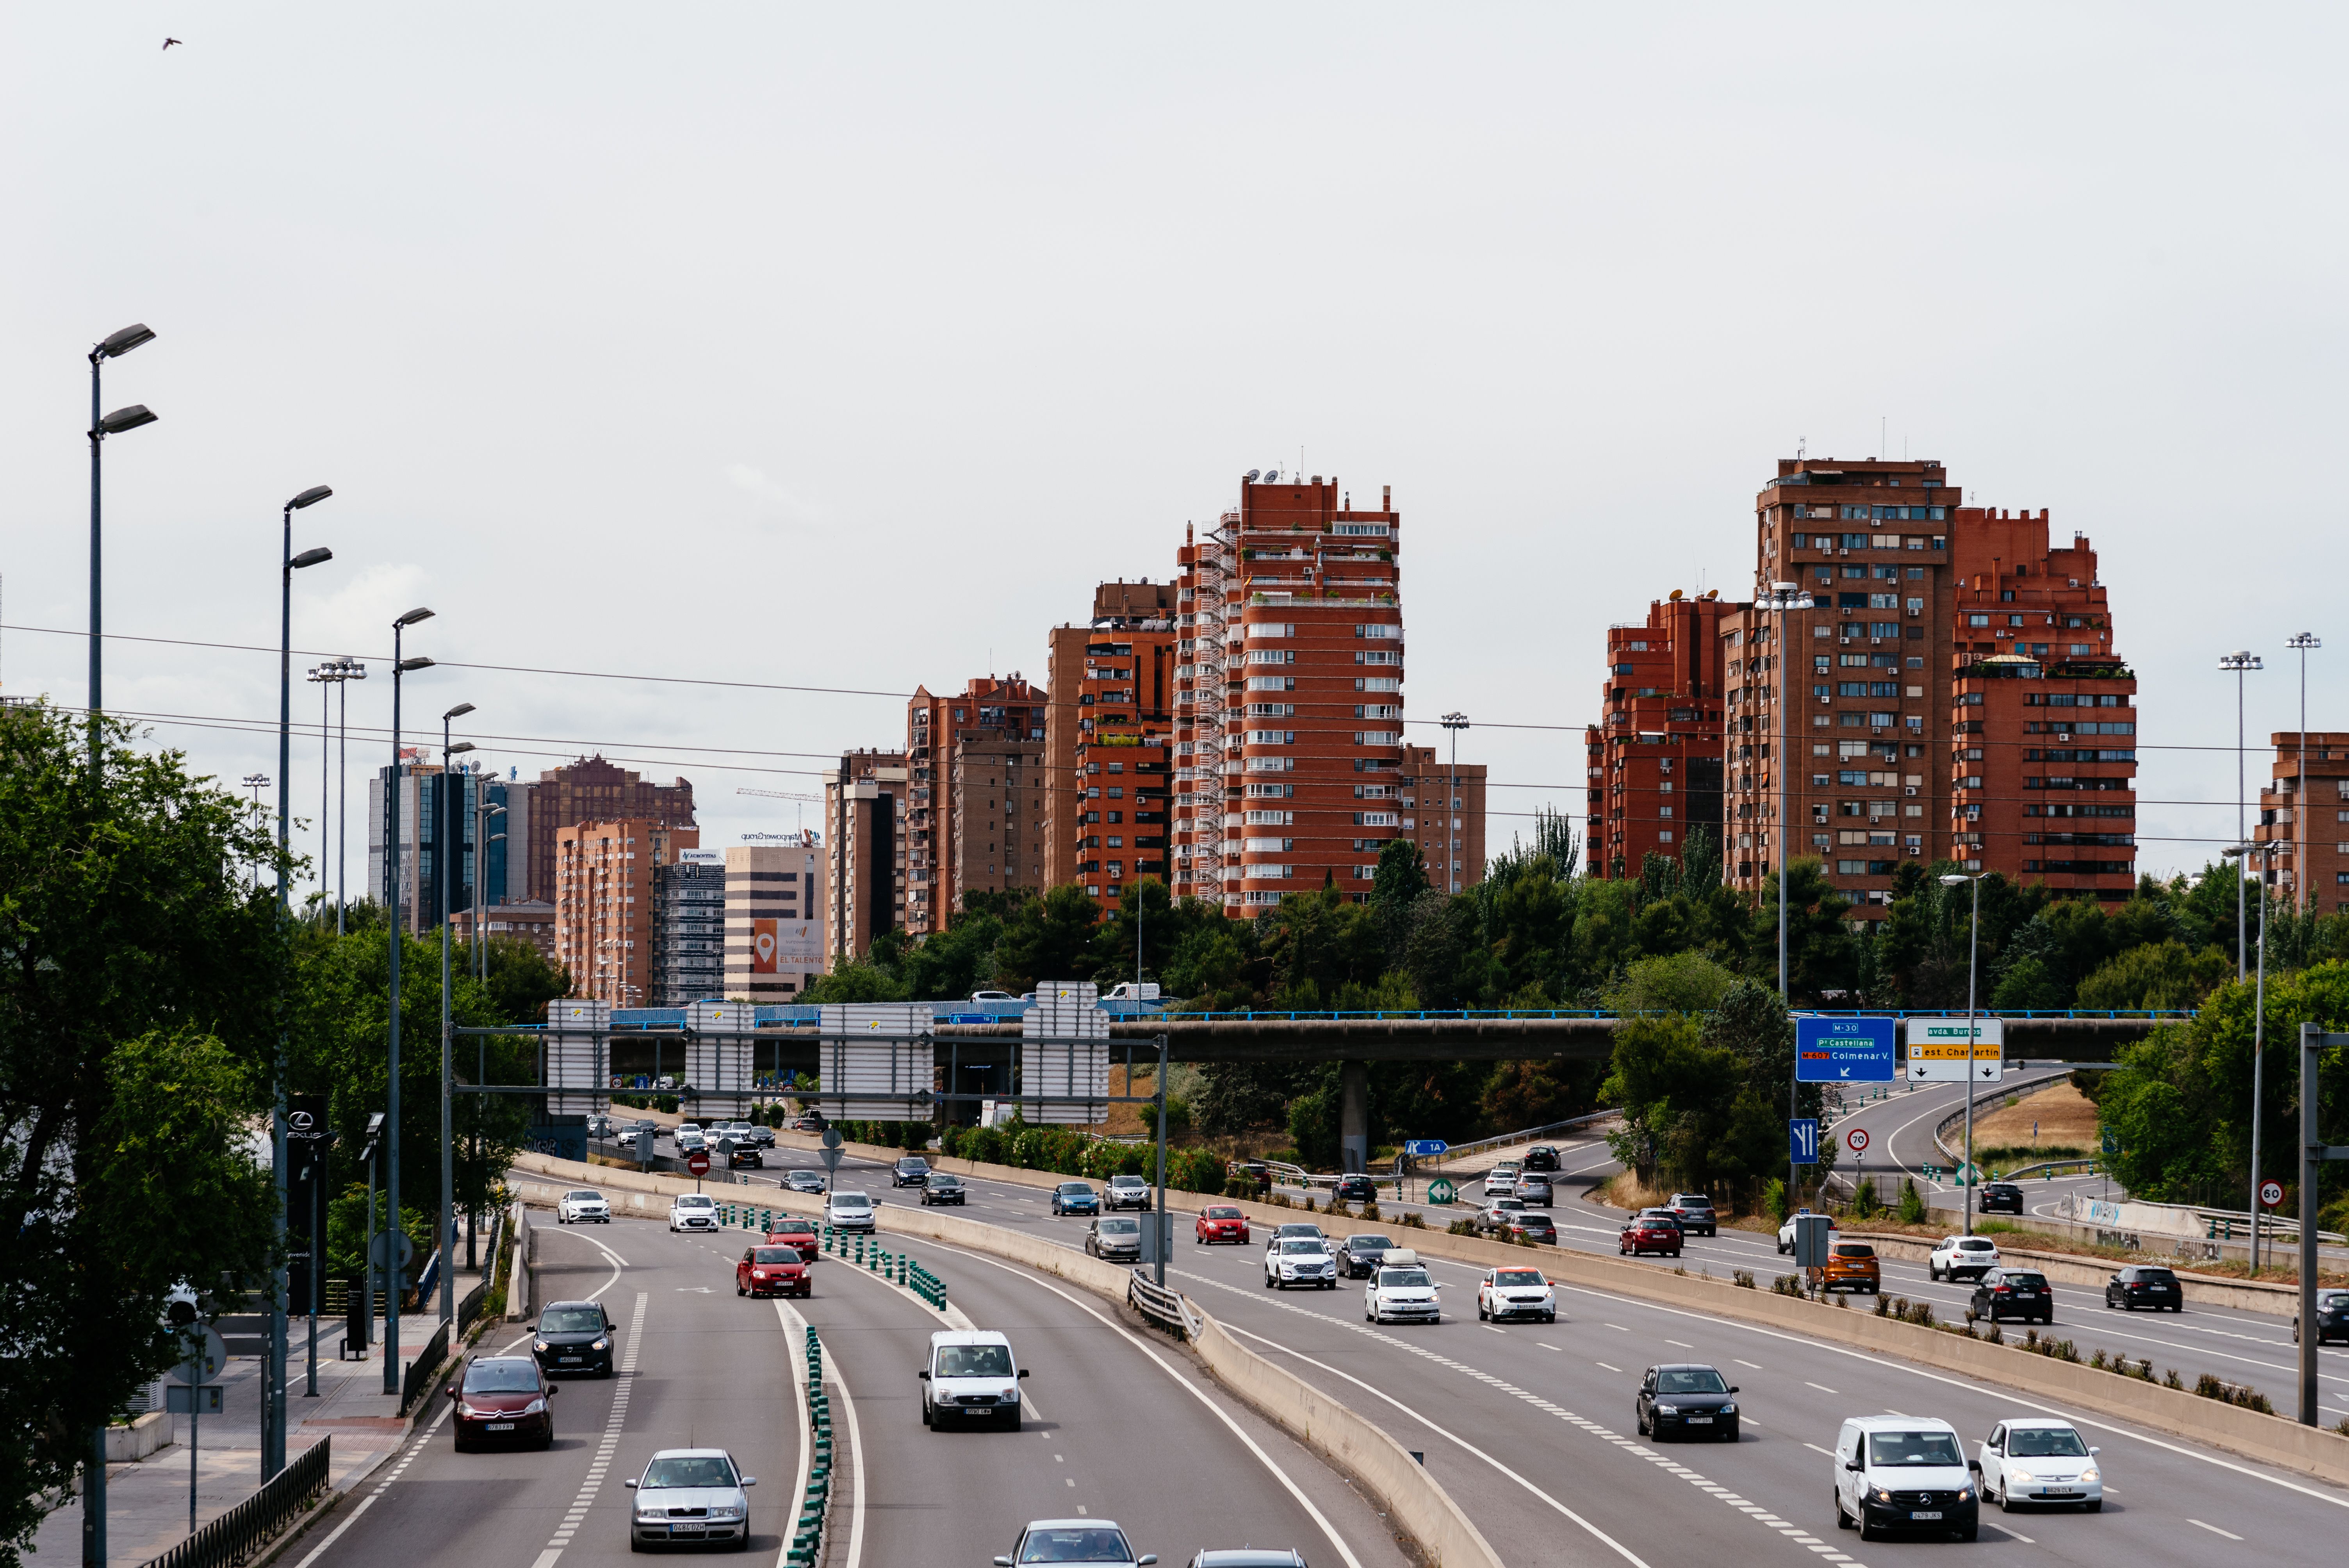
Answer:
[1750,858,1858,1002]
[2075,941,2231,1012]
[0,707,283,1563]
[990,884,1108,993]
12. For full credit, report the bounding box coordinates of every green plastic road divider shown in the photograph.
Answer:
[794,1326,834,1568]
[908,1259,949,1311]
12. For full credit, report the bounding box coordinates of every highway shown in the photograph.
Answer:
[292,1199,1407,1568]
[702,1137,2349,1567]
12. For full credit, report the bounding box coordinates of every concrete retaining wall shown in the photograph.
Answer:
[1842,1229,2305,1316]
[106,1411,171,1462]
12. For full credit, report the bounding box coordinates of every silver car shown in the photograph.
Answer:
[825,1190,877,1234]
[626,1447,756,1549]
[995,1520,1156,1568]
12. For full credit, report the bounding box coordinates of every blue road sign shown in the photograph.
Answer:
[1789,1118,1820,1165]
[1404,1139,1449,1158]
[1795,1016,1898,1083]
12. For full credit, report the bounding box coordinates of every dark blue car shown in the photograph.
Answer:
[1051,1181,1100,1217]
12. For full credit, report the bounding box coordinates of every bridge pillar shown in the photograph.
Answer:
[1339,1060,1369,1174]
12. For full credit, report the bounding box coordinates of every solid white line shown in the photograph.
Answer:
[912,1237,1363,1568]
[1734,1360,1763,1369]
[2187,1518,2243,1540]
[773,1298,813,1565]
[1982,1522,2035,1544]
[1596,1362,1622,1372]
[830,1343,868,1568]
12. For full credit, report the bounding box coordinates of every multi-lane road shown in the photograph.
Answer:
[291,1198,1409,1568]
[689,1134,2349,1568]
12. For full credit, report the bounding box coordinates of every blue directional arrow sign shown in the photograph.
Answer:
[1795,1016,1898,1083]
[1789,1118,1820,1165]
[1403,1139,1449,1158]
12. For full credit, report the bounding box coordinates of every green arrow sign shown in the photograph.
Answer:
[1426,1178,1457,1205]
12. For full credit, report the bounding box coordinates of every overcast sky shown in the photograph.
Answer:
[4,5,2341,899]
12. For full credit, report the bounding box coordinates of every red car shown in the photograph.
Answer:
[1619,1213,1682,1258]
[738,1244,812,1298]
[448,1355,556,1451]
[766,1221,820,1263]
[1195,1205,1251,1245]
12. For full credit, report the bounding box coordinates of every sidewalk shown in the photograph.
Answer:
[34,1318,419,1567]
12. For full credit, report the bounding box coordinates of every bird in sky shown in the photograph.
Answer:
[162,37,182,50]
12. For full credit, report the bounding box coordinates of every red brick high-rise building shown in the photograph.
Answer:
[1716,456,2137,923]
[905,677,1046,933]
[1586,592,1738,881]
[1046,581,1178,907]
[1173,474,1404,913]
[523,756,696,907]
[554,818,699,1006]
[2258,732,2349,914]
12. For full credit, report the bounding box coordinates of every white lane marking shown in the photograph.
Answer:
[1597,1362,1622,1372]
[1982,1522,2035,1543]
[1666,1340,1693,1348]
[773,1297,814,1559]
[1537,1343,1560,1352]
[1485,1326,1507,1335]
[1805,1382,1838,1393]
[1604,1322,1629,1331]
[910,1236,1365,1568]
[830,1336,869,1568]
[529,1552,562,1568]
[1804,1444,1836,1458]
[2188,1519,2243,1540]
[1734,1360,1763,1369]
[542,1291,646,1552]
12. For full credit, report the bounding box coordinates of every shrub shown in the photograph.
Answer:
[1732,1270,1756,1290]
[1772,1274,1803,1297]
[655,1095,679,1115]
[1764,1178,1791,1224]
[1171,1147,1225,1195]
[1897,1177,1927,1225]
[2193,1373,2273,1413]
[1362,1200,1382,1222]
[1399,1212,1426,1229]
[1852,1177,1880,1221]
[1447,1219,1480,1237]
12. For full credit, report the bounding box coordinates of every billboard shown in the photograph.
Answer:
[750,918,822,972]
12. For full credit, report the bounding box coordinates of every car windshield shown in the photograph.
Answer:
[2007,1426,2089,1458]
[540,1308,601,1333]
[1277,1225,1319,1238]
[936,1344,1014,1377]
[463,1360,540,1393]
[1018,1527,1135,1563]
[1640,1211,1679,1223]
[1059,1184,1091,1195]
[899,1159,928,1170]
[1111,1176,1144,1187]
[565,1190,601,1201]
[1206,1207,1242,1219]
[1494,1199,1524,1211]
[1379,1269,1431,1287]
[642,1455,738,1490]
[1656,1368,1729,1394]
[1869,1431,1964,1467]
[1099,1219,1140,1234]
[775,1221,815,1234]
[752,1248,798,1264]
[928,1175,961,1187]
[1495,1270,1545,1286]
[2003,1272,2046,1287]
[1279,1240,1326,1255]
[1955,1239,1995,1251]
[832,1194,871,1209]
[2320,1291,2349,1309]
[1347,1235,1394,1249]
[1674,1195,1711,1206]
[676,1196,713,1208]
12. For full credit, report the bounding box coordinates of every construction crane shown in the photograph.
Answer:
[736,787,823,803]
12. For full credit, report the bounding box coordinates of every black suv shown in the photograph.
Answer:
[1977,1182,2025,1215]
[1333,1174,1377,1204]
[726,1140,762,1169]
[531,1299,615,1377]
[892,1157,931,1188]
[2106,1265,2182,1312]
[921,1172,968,1206]
[1969,1267,2052,1324]
[1337,1233,1397,1278]
[1522,1145,1561,1173]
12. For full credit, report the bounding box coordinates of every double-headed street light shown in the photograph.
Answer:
[382,608,435,1397]
[2287,635,2320,912]
[440,705,476,1336]
[2224,839,2287,1272]
[1940,871,1987,1235]
[2218,651,2262,978]
[1759,581,1814,1206]
[307,658,368,933]
[87,323,157,771]
[1440,713,1469,894]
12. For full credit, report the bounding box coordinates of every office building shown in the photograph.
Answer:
[1046,580,1178,893]
[653,848,727,1007]
[1585,593,1736,880]
[368,759,485,932]
[2258,732,2349,912]
[521,755,695,905]
[825,750,908,959]
[450,898,559,967]
[905,677,1046,933]
[1399,743,1490,891]
[724,837,829,1000]
[1716,456,2136,921]
[553,818,699,1006]
[1173,474,1404,912]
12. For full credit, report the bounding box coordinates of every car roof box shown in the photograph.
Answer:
[1381,1248,1418,1267]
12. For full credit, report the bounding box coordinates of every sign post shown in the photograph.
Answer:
[686,1149,710,1192]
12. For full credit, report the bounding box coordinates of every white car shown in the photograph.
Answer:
[626,1448,755,1549]
[1776,1208,1840,1253]
[1929,1234,2001,1281]
[920,1329,1028,1430]
[1974,1418,2101,1511]
[668,1194,718,1232]
[1265,1238,1338,1290]
[1477,1265,1556,1323]
[1365,1251,1441,1324]
[1481,1162,1523,1198]
[1832,1415,1979,1542]
[994,1520,1156,1568]
[826,1190,877,1234]
[556,1189,610,1224]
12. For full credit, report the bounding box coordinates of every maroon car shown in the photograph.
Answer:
[766,1220,821,1263]
[449,1356,556,1451]
[1619,1212,1683,1258]
[738,1244,811,1298]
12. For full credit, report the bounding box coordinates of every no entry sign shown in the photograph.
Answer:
[686,1150,711,1177]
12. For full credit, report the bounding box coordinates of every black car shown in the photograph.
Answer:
[921,1172,968,1206]
[1505,1213,1559,1245]
[725,1141,762,1169]
[1521,1144,1561,1173]
[892,1157,931,1188]
[1332,1174,1377,1204]
[1969,1268,2053,1324]
[1337,1233,1397,1278]
[2296,1289,2349,1345]
[531,1300,615,1377]
[2105,1265,2183,1312]
[1635,1363,1739,1442]
[1977,1182,2025,1215]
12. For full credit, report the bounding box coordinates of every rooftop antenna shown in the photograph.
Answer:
[1880,415,1886,461]
[1797,436,1806,459]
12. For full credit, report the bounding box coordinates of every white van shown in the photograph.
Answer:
[1831,1415,1978,1542]
[919,1330,1029,1431]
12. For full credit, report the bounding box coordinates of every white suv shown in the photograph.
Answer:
[557,1189,611,1224]
[1928,1235,2001,1281]
[1477,1265,1556,1323]
[668,1194,718,1232]
[826,1190,878,1234]
[1481,1162,1523,1198]
[1265,1239,1337,1290]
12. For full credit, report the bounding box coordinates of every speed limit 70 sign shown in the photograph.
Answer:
[2260,1179,2285,1209]
[1845,1127,1870,1155]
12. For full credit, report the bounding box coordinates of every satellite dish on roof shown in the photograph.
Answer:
[1265,469,1280,483]
[1243,469,1260,483]
[1668,588,1684,600]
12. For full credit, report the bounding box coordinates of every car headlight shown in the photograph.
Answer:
[592,1339,610,1351]
[1872,1488,1893,1503]
[1654,1404,1679,1415]
[1955,1487,1973,1502]
[710,1505,745,1520]
[637,1507,665,1522]
[534,1340,549,1352]
[1720,1402,1735,1414]
[2079,1466,2099,1483]
[459,1404,485,1417]
[521,1398,547,1416]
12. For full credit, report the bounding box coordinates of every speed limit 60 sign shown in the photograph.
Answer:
[2260,1179,2285,1210]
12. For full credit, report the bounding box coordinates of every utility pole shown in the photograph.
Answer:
[1440,713,1469,893]
[440,705,476,1334]
[1761,582,1813,1206]
[383,608,436,1396]
[2288,634,2319,912]
[2219,651,2261,977]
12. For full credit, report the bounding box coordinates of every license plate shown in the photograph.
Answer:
[2038,1488,2078,1497]
[965,1407,993,1417]
[559,1356,582,1363]
[486,1422,515,1431]
[1909,1510,1941,1521]
[1685,1415,1713,1424]
[671,1527,705,1537]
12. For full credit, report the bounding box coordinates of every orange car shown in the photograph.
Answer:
[1814,1240,1881,1294]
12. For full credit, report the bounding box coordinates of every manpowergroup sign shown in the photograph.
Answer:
[1904,1016,2005,1082]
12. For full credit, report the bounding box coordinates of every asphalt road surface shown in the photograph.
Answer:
[291,1201,1406,1568]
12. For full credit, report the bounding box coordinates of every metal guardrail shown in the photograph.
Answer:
[139,1434,330,1568]
[1128,1269,1194,1338]
[1431,1108,1622,1165]
[1155,1007,2196,1022]
[399,1318,452,1417]
[456,1279,488,1339]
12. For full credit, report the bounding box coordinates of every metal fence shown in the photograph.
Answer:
[399,1318,451,1416]
[456,1279,488,1339]
[138,1434,330,1568]
[1127,1269,1195,1339]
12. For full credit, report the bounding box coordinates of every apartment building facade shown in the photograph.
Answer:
[1046,580,1178,900]
[825,750,908,959]
[1716,456,2136,922]
[1585,593,1736,881]
[450,898,559,968]
[554,818,699,1006]
[1172,474,1404,912]
[1399,743,1489,891]
[905,677,1047,934]
[652,849,727,1007]
[523,755,695,906]
[950,737,1046,908]
[724,836,829,1000]
[2255,733,2349,913]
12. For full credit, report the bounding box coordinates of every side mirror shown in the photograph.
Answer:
[1728,1386,1739,1394]
[2088,1445,2101,1456]
[995,1558,1015,1566]
[624,1479,638,1489]
[547,1385,558,1395]
[1018,1368,1031,1378]
[444,1386,459,1399]
[1845,1458,1862,1472]
[741,1477,756,1487]
[1139,1557,1157,1566]
[918,1370,930,1380]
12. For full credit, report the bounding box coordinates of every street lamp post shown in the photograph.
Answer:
[440,706,477,1335]
[1440,713,1469,894]
[1940,872,1985,1235]
[382,609,436,1396]
[2226,840,2284,1271]
[307,659,367,931]
[269,486,335,1479]
[2218,652,2262,978]
[467,791,504,1269]
[85,322,157,776]
[2287,635,2320,913]
[1759,581,1813,1205]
